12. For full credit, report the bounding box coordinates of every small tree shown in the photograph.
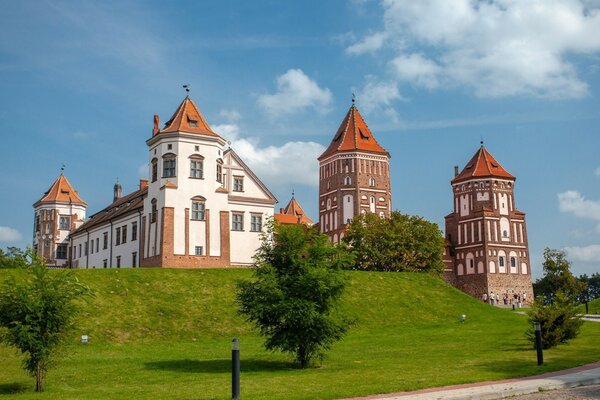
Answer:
[0,250,91,391]
[527,291,583,349]
[237,222,351,368]
[0,247,28,269]
[343,211,445,273]
[533,248,584,303]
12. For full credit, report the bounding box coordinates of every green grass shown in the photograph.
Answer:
[2,268,600,399]
[580,297,600,314]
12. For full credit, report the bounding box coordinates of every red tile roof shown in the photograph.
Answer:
[274,196,313,225]
[34,175,87,207]
[319,103,389,160]
[452,146,515,184]
[158,96,222,138]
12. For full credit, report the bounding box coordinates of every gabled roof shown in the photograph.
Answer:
[274,196,313,225]
[452,146,515,184]
[34,174,87,207]
[319,103,389,160]
[70,187,147,237]
[224,148,278,204]
[158,96,222,138]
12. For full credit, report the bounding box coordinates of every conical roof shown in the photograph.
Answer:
[452,146,515,184]
[274,196,313,225]
[34,174,87,207]
[318,103,389,160]
[158,96,222,138]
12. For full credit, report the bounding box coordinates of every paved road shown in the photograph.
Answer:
[508,383,600,399]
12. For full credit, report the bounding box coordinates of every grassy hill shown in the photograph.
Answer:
[2,268,600,399]
[581,297,600,314]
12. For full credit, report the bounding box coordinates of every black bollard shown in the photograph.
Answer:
[585,301,589,314]
[232,338,240,400]
[534,322,543,366]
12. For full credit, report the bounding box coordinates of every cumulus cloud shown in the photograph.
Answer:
[212,114,324,188]
[0,226,22,242]
[356,78,403,118]
[558,190,600,221]
[258,69,333,116]
[564,244,600,263]
[347,0,600,99]
[345,32,388,55]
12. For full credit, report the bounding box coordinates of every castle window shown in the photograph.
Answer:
[162,154,176,178]
[195,145,199,151]
[503,230,508,238]
[151,199,157,224]
[103,232,108,249]
[95,238,99,252]
[131,222,138,241]
[191,200,206,221]
[195,246,203,256]
[115,227,121,246]
[59,215,71,230]
[369,177,375,187]
[510,257,516,268]
[56,244,68,259]
[232,212,244,231]
[187,116,198,127]
[121,225,127,244]
[233,176,244,192]
[499,256,505,267]
[250,214,262,232]
[34,214,40,232]
[116,256,121,268]
[132,252,137,267]
[344,176,351,185]
[216,160,223,183]
[167,144,172,150]
[151,158,158,182]
[190,158,204,179]
[103,259,107,268]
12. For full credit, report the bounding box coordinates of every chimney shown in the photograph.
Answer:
[113,181,122,203]
[139,179,148,190]
[279,208,284,213]
[153,114,160,136]
[454,166,459,177]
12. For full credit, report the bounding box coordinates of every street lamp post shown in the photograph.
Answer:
[534,322,543,366]
[232,338,240,400]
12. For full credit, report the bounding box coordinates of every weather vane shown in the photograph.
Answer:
[183,84,190,94]
[60,163,65,175]
[480,136,484,146]
[352,92,355,104]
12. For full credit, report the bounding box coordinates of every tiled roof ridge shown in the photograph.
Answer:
[34,174,87,207]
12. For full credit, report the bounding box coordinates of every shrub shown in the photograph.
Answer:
[526,291,583,349]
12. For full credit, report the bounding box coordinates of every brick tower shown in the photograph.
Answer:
[444,144,533,302]
[318,100,391,243]
[33,173,87,267]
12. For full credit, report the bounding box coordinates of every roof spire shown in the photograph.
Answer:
[183,84,190,96]
[351,91,356,106]
[480,136,484,147]
[60,163,65,175]
[291,188,295,198]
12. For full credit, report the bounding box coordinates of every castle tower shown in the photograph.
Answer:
[444,145,533,301]
[33,173,87,266]
[318,100,391,243]
[274,194,314,225]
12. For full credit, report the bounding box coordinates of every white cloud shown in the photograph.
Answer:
[0,226,22,242]
[594,167,600,176]
[345,32,387,55]
[258,69,333,116]
[212,121,325,188]
[349,0,600,99]
[390,53,441,89]
[219,109,241,122]
[564,244,600,263]
[558,190,600,221]
[356,78,403,119]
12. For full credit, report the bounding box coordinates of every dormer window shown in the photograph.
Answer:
[359,129,369,140]
[187,116,198,127]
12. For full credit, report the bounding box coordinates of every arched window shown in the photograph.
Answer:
[369,177,375,187]
[191,196,206,220]
[151,158,158,182]
[326,199,331,210]
[162,153,176,178]
[150,199,157,223]
[499,256,505,267]
[189,155,204,179]
[344,176,351,185]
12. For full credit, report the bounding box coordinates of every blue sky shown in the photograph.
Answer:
[1,0,599,278]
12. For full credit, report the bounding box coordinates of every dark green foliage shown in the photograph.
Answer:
[527,291,583,349]
[0,250,91,391]
[343,211,445,273]
[533,248,585,304]
[237,223,351,368]
[577,273,600,304]
[0,247,28,269]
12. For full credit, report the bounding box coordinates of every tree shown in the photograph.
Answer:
[533,248,585,303]
[527,291,583,349]
[0,246,28,269]
[237,222,351,368]
[0,250,91,391]
[343,211,445,273]
[577,273,600,304]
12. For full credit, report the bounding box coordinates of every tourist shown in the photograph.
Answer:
[482,292,488,303]
[490,291,495,305]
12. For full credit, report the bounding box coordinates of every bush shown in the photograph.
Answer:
[526,291,583,349]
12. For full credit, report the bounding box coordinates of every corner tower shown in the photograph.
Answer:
[318,100,391,243]
[444,144,533,301]
[33,173,87,266]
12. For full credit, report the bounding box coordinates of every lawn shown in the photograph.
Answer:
[1,269,600,399]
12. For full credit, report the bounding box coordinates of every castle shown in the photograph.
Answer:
[32,94,533,299]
